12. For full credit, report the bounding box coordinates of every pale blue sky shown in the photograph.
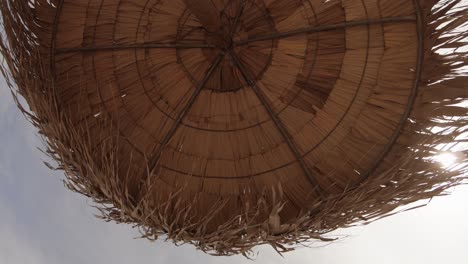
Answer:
[1,74,468,264]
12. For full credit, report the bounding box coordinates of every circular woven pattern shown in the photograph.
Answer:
[53,0,419,208]
[1,0,467,256]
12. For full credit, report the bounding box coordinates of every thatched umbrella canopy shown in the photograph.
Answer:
[0,0,467,256]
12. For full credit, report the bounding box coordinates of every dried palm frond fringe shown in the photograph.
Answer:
[0,0,467,257]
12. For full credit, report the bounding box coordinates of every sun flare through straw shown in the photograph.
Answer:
[433,152,459,167]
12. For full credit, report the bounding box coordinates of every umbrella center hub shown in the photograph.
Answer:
[206,31,234,51]
[176,2,278,92]
[206,14,237,52]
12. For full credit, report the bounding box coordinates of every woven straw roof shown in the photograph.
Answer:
[0,0,467,256]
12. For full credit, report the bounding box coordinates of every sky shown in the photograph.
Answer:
[1,73,468,264]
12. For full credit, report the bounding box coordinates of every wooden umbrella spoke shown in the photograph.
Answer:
[235,15,417,45]
[363,0,425,180]
[182,0,222,33]
[229,53,324,195]
[229,0,247,39]
[56,43,217,54]
[147,53,225,175]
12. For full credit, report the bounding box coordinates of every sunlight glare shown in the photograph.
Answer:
[432,152,458,168]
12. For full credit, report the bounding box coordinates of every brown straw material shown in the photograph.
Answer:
[0,0,467,257]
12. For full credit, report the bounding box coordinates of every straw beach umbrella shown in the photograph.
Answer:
[0,0,467,256]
